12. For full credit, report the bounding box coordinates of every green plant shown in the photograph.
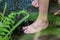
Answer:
[0,2,30,40]
[0,0,2,3]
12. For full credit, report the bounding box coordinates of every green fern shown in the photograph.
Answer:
[0,10,29,40]
[0,1,30,40]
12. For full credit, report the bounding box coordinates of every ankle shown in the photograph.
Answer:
[37,17,48,22]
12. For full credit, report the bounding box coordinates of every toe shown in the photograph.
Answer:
[23,27,27,30]
[32,1,36,6]
[24,29,30,34]
[32,1,38,7]
[35,3,39,7]
[24,28,36,34]
[24,27,33,34]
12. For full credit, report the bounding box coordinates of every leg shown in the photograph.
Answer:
[23,0,49,34]
[58,0,60,4]
[38,0,49,21]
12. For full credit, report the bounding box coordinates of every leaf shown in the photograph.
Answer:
[55,16,60,25]
[0,28,9,33]
[0,22,4,27]
[0,32,6,35]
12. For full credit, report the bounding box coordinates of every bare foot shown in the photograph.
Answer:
[23,19,48,34]
[32,0,39,7]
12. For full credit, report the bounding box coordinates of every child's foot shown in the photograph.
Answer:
[32,0,39,7]
[23,19,48,34]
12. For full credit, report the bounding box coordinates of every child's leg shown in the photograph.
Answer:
[38,0,49,21]
[23,0,49,34]
[58,0,60,4]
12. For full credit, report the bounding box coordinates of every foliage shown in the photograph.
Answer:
[0,0,60,40]
[0,1,30,40]
[0,0,2,3]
